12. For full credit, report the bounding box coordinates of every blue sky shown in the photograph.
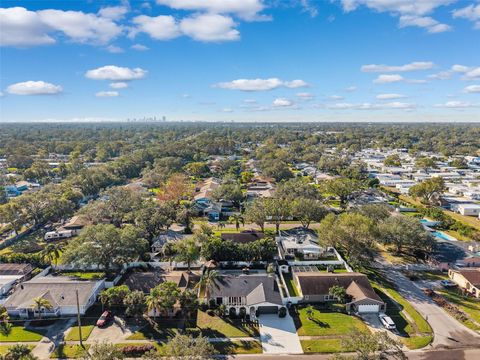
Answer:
[1,0,479,122]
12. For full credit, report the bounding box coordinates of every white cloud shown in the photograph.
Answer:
[376,93,406,100]
[131,15,180,40]
[85,65,147,81]
[0,7,55,46]
[98,6,128,20]
[428,71,452,80]
[156,0,266,21]
[328,95,344,100]
[96,91,119,97]
[300,0,319,17]
[465,67,480,80]
[399,15,451,33]
[131,44,149,51]
[452,4,480,29]
[340,0,453,33]
[6,80,62,95]
[243,99,257,103]
[406,79,427,84]
[214,78,308,91]
[435,101,475,108]
[106,45,124,53]
[452,64,470,73]
[37,9,123,45]
[464,85,480,93]
[373,74,404,84]
[326,101,415,110]
[180,14,239,42]
[273,98,294,107]
[361,61,434,73]
[296,92,314,100]
[110,82,128,89]
[222,108,233,112]
[345,85,357,92]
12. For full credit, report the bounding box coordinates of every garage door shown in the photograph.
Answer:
[357,304,380,313]
[258,306,278,314]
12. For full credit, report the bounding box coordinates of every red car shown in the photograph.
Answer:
[96,311,113,327]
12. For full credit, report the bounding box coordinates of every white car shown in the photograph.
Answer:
[379,314,396,330]
[440,280,457,288]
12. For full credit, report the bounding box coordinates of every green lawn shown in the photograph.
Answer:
[64,320,95,341]
[283,273,299,297]
[0,325,46,342]
[59,271,105,280]
[126,321,183,340]
[301,339,348,353]
[295,308,368,336]
[213,340,262,354]
[437,289,480,331]
[0,345,34,355]
[50,345,90,359]
[195,310,259,338]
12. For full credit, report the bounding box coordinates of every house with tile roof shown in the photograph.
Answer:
[449,268,480,298]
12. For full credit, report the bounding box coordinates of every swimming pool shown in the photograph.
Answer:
[432,231,457,241]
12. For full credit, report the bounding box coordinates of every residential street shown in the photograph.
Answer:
[383,269,480,349]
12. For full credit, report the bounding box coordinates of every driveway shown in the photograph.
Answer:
[87,316,134,343]
[257,314,303,354]
[384,269,480,349]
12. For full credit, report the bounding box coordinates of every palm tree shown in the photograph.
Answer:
[32,297,53,319]
[41,243,62,266]
[305,305,315,321]
[229,214,244,231]
[146,288,161,320]
[196,270,219,300]
[0,305,10,335]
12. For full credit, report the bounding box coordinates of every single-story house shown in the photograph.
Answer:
[208,275,283,318]
[277,227,326,260]
[58,215,90,236]
[293,272,386,313]
[4,276,104,318]
[449,268,480,298]
[0,264,33,296]
[221,231,264,244]
[122,269,199,317]
[194,178,220,205]
[451,203,480,217]
[151,230,187,253]
[457,256,480,268]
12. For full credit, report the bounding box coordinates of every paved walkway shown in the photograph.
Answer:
[257,314,303,354]
[31,318,76,359]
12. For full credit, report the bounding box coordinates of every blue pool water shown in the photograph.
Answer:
[432,231,456,241]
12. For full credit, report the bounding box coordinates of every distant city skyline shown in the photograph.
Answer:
[1,0,479,122]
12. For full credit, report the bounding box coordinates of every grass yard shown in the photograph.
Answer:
[213,340,262,355]
[0,325,46,342]
[0,345,34,355]
[64,320,95,341]
[126,321,183,340]
[50,344,90,359]
[301,339,348,353]
[283,273,299,296]
[295,308,368,336]
[437,288,480,331]
[195,310,259,338]
[59,271,105,280]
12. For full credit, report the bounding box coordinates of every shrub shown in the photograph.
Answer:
[278,307,287,318]
[122,344,155,356]
[208,298,217,309]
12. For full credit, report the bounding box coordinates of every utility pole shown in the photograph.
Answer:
[76,289,83,347]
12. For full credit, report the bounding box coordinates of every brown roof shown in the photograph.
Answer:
[0,263,33,276]
[122,270,199,293]
[295,272,383,303]
[62,216,89,229]
[221,232,264,244]
[457,269,480,287]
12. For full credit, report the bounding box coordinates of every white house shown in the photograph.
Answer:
[4,276,104,318]
[277,228,326,260]
[448,269,480,298]
[451,203,480,217]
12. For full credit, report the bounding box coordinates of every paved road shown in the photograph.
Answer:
[257,314,303,354]
[383,269,480,349]
[216,348,480,360]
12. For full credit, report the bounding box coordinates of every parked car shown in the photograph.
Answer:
[96,311,113,327]
[440,280,457,288]
[379,314,396,330]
